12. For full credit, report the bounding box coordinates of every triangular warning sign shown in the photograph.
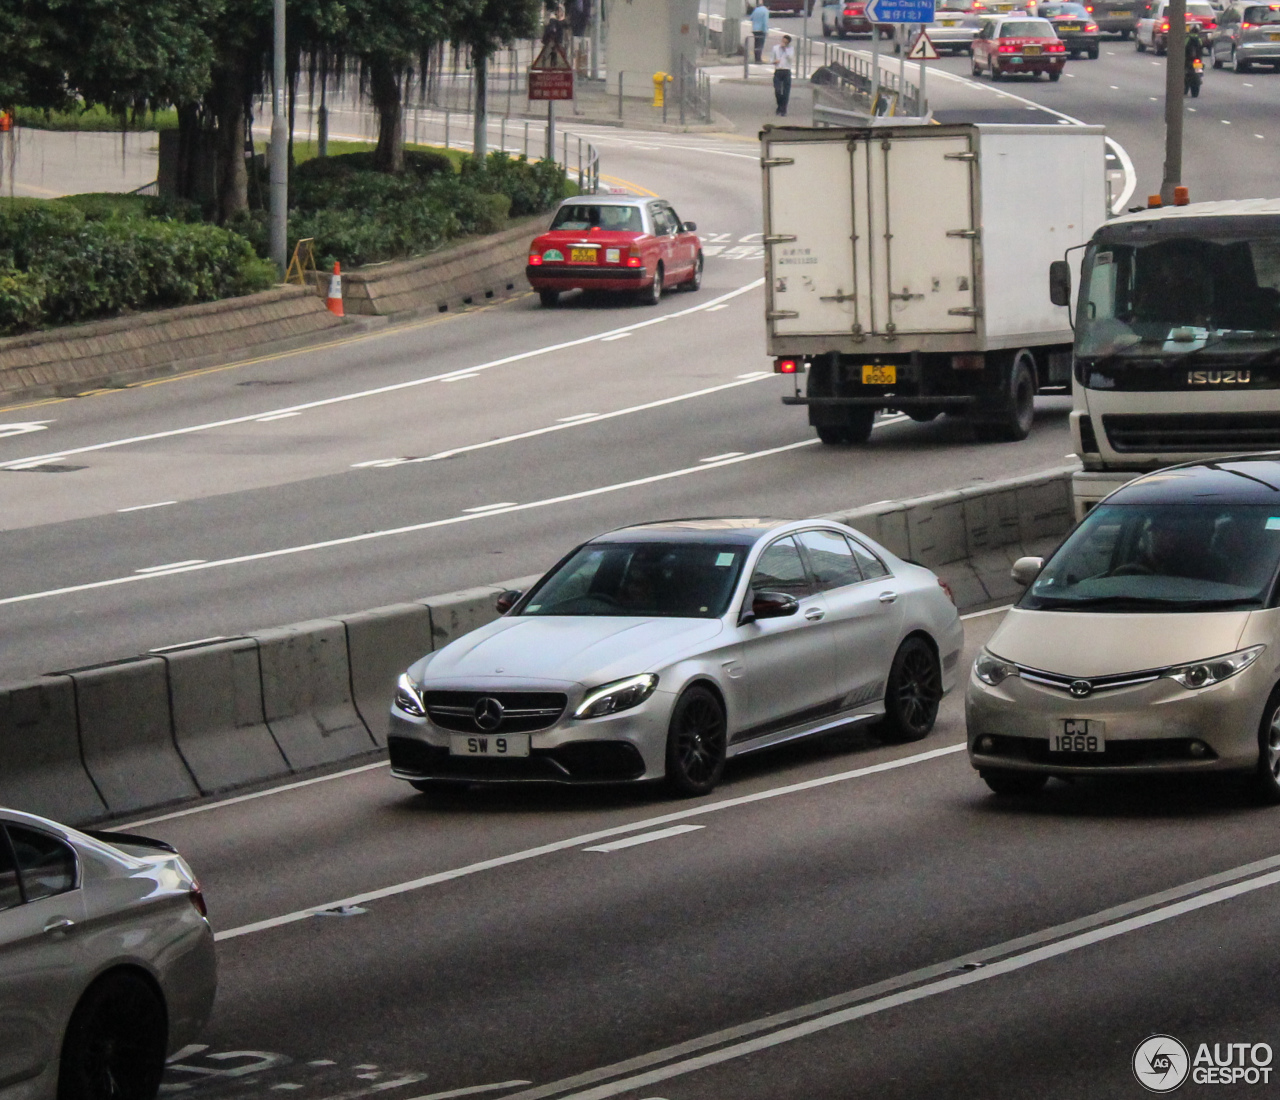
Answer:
[531,42,572,69]
[907,31,940,60]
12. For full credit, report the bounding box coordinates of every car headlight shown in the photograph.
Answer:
[574,674,659,719]
[1163,645,1265,690]
[974,651,1018,687]
[394,673,426,717]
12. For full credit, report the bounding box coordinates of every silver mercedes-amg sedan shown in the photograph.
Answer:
[390,518,964,796]
[0,809,216,1100]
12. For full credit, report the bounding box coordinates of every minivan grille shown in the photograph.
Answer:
[423,690,567,734]
[1103,412,1280,453]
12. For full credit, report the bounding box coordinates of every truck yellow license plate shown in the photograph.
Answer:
[861,364,896,385]
[570,248,597,263]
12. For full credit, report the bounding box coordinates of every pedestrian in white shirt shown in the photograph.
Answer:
[771,34,795,116]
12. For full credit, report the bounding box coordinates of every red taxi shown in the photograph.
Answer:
[971,15,1067,78]
[526,196,704,307]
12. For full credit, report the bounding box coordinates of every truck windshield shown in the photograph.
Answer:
[1021,502,1280,612]
[1076,235,1280,359]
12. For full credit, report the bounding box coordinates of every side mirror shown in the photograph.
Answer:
[495,590,522,615]
[681,221,697,233]
[1010,557,1044,587]
[1049,259,1072,308]
[741,590,800,624]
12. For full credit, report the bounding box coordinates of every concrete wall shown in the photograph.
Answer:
[0,467,1077,828]
[608,0,700,95]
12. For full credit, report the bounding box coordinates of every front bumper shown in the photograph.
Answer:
[966,662,1270,777]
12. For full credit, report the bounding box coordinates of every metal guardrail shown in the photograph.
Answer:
[812,42,923,120]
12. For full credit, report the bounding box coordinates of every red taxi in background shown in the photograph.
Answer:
[526,196,704,307]
[971,15,1067,78]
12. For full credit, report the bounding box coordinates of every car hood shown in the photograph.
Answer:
[415,616,726,687]
[988,608,1252,676]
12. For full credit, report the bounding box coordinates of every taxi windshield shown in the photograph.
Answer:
[1076,234,1280,358]
[550,204,644,232]
[521,542,747,618]
[1021,503,1280,612]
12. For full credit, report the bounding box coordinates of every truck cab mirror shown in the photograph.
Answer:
[1010,557,1045,586]
[1049,260,1072,308]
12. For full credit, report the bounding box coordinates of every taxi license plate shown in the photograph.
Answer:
[1050,719,1105,753]
[570,247,598,263]
[1270,32,1280,39]
[450,733,530,757]
[861,364,896,385]
[1024,43,1042,53]
[942,18,958,24]
[1112,8,1130,13]
[1060,22,1081,29]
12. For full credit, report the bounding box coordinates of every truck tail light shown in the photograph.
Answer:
[528,253,543,265]
[776,358,800,374]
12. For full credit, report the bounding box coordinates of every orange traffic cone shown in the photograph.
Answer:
[325,261,344,317]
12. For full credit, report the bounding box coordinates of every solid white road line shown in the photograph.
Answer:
[0,438,821,608]
[211,744,966,941]
[405,1084,533,1100]
[135,559,206,573]
[255,412,301,422]
[583,825,705,852]
[462,502,518,513]
[118,501,177,513]
[0,279,765,472]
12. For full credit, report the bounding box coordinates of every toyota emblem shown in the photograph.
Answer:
[1069,680,1093,698]
[473,697,504,731]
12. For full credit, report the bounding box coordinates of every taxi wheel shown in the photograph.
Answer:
[981,769,1049,797]
[990,60,1003,80]
[1253,686,1280,804]
[664,685,727,797]
[972,55,983,76]
[538,290,559,308]
[880,636,943,743]
[682,252,704,292]
[638,263,663,306]
[58,971,167,1100]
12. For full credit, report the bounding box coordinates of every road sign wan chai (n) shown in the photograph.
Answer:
[908,30,940,58]
[865,0,936,21]
[529,41,574,101]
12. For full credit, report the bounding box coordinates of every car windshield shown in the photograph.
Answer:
[522,542,747,618]
[1002,19,1055,33]
[550,204,643,232]
[1244,4,1280,21]
[1076,234,1280,360]
[1021,502,1280,612]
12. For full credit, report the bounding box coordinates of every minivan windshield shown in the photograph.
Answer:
[522,542,746,618]
[1076,234,1280,360]
[1021,502,1280,611]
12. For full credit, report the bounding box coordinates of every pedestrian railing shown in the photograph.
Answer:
[812,42,922,119]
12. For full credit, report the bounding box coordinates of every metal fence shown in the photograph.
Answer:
[811,42,923,120]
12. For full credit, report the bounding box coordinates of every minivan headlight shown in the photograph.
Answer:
[394,673,426,717]
[974,651,1018,687]
[1163,645,1265,690]
[574,674,659,719]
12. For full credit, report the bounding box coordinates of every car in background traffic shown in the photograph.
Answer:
[0,810,215,1100]
[971,0,1026,16]
[526,196,703,308]
[768,0,817,13]
[891,1,984,51]
[1211,0,1280,69]
[1136,0,1218,51]
[968,456,1280,802]
[971,16,1068,76]
[1088,0,1143,36]
[821,0,892,37]
[389,518,963,798]
[1036,2,1103,52]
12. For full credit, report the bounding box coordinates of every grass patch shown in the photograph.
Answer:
[15,104,179,132]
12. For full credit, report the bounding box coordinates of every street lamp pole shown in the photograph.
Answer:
[270,0,288,278]
[1160,0,1187,203]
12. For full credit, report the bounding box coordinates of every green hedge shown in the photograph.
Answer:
[0,201,275,335]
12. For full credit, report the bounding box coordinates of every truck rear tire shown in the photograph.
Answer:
[972,353,1036,442]
[814,408,875,445]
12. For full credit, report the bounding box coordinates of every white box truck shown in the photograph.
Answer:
[762,122,1108,443]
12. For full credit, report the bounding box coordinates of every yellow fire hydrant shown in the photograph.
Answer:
[652,71,673,108]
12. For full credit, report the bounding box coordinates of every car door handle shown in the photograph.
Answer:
[804,607,825,621]
[43,917,75,935]
[878,591,898,604]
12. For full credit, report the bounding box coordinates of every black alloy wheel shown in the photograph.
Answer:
[683,252,704,291]
[665,685,728,796]
[58,972,168,1100]
[639,262,663,306]
[980,768,1049,796]
[1254,686,1280,804]
[880,636,943,742]
[539,289,559,308]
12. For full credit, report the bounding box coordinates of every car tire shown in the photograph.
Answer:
[664,685,727,797]
[1155,37,1166,55]
[58,971,168,1100]
[1136,35,1146,50]
[1069,49,1080,58]
[638,262,663,306]
[1049,69,1062,80]
[972,55,983,76]
[814,407,876,445]
[682,252,704,292]
[1212,49,1224,68]
[972,352,1036,442]
[880,636,943,743]
[1088,45,1099,58]
[1120,28,1131,39]
[990,59,1002,79]
[1233,49,1251,72]
[980,769,1049,796]
[538,290,559,308]
[1253,686,1280,804]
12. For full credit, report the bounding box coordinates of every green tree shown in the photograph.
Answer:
[449,0,541,162]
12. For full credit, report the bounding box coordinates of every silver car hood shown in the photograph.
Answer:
[417,615,727,686]
[989,608,1252,677]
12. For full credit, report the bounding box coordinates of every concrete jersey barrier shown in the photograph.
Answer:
[0,467,1078,826]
